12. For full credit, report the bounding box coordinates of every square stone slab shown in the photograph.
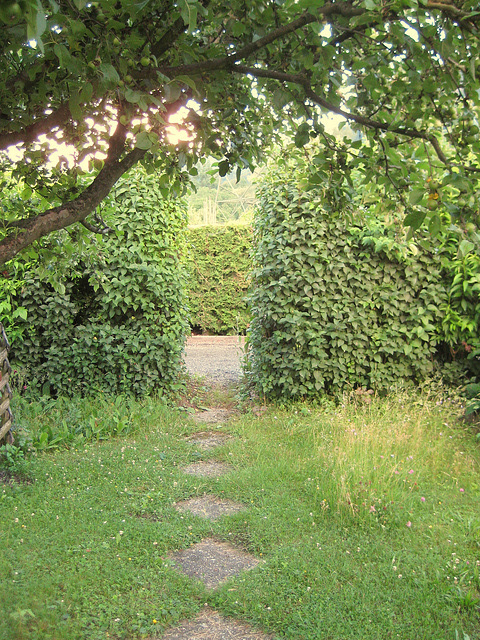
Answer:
[181,461,233,477]
[186,430,233,450]
[175,494,246,521]
[161,607,275,640]
[169,538,261,589]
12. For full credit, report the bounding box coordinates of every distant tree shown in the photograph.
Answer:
[1,0,480,265]
[187,160,257,225]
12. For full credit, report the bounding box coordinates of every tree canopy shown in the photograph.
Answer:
[1,0,480,265]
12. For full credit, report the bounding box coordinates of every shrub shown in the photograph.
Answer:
[186,224,252,334]
[9,170,188,398]
[247,170,456,399]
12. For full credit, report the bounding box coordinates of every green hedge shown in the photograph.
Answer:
[186,225,252,334]
[247,172,461,399]
[9,171,188,398]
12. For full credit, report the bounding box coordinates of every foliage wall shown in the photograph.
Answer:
[186,225,252,335]
[6,171,188,398]
[247,170,478,399]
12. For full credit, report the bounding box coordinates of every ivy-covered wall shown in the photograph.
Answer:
[9,171,188,398]
[186,225,252,335]
[247,172,466,399]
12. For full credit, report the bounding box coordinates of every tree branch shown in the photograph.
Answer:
[0,103,71,152]
[0,123,145,265]
[151,16,186,59]
[154,2,365,78]
[231,64,457,167]
[80,216,112,235]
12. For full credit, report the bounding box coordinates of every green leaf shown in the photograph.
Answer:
[294,123,310,148]
[20,186,32,200]
[218,160,229,177]
[124,88,144,104]
[178,0,197,31]
[12,307,28,320]
[80,83,93,103]
[428,214,442,236]
[404,210,426,231]
[69,94,83,121]
[231,22,245,37]
[175,75,197,92]
[458,239,475,258]
[53,43,72,68]
[99,63,120,89]
[135,131,153,149]
[273,88,291,110]
[408,189,425,206]
[164,83,182,103]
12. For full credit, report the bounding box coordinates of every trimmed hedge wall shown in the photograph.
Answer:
[186,225,252,334]
[247,173,458,398]
[9,172,188,398]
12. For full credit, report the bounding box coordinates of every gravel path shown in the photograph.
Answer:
[184,336,245,384]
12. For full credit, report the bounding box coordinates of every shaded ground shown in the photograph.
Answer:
[184,336,245,384]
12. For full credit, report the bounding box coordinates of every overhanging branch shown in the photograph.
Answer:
[154,2,365,78]
[232,64,457,167]
[0,103,70,152]
[0,123,146,265]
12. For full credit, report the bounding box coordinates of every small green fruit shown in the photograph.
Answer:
[140,57,150,67]
[427,180,441,191]
[426,199,439,210]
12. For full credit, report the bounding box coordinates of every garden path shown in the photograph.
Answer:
[161,344,276,639]
[184,335,245,384]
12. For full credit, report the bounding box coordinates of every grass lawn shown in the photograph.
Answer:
[1,384,479,639]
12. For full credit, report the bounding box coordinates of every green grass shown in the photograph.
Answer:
[1,386,479,639]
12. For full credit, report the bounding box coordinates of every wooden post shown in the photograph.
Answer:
[0,323,13,444]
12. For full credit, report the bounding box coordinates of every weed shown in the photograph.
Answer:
[11,394,139,452]
[0,441,34,481]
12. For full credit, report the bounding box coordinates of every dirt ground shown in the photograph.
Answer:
[184,336,245,384]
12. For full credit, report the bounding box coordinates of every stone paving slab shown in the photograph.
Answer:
[169,538,262,589]
[160,607,275,640]
[181,461,233,477]
[175,494,246,521]
[186,430,233,450]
